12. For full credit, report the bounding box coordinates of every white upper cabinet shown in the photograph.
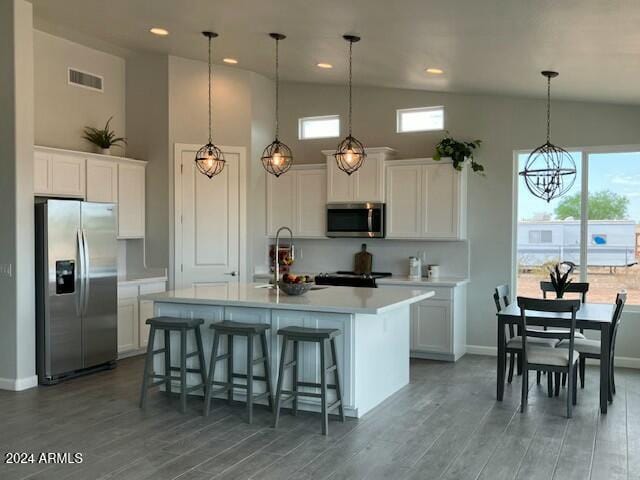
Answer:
[266,165,327,238]
[117,162,146,238]
[33,150,51,194]
[323,147,394,203]
[86,158,118,203]
[34,150,85,197]
[386,158,467,240]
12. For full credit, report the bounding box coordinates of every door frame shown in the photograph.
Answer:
[173,143,248,289]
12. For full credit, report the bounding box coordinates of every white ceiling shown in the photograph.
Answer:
[30,0,640,104]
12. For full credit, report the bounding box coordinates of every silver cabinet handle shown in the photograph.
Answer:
[225,271,238,277]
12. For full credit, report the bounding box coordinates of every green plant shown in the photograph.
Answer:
[82,116,126,149]
[433,132,483,174]
[549,262,574,298]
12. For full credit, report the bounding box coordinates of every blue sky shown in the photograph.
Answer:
[518,151,640,222]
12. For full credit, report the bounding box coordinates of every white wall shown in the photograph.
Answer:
[278,81,640,360]
[34,29,125,153]
[0,0,36,390]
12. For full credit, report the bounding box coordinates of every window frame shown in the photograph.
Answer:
[298,114,340,140]
[396,106,445,133]
[512,143,640,309]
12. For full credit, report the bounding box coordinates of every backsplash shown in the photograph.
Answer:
[278,238,469,278]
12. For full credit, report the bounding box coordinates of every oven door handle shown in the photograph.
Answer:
[367,208,373,232]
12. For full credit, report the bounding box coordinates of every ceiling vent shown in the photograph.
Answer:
[68,68,103,92]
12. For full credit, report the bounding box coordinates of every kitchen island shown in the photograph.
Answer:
[142,283,434,417]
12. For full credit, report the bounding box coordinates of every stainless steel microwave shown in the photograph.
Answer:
[326,203,385,238]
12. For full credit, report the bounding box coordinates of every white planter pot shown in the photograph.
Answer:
[100,147,112,155]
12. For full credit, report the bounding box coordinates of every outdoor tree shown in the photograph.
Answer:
[555,190,629,220]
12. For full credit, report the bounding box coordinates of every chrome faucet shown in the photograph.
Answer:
[274,226,295,287]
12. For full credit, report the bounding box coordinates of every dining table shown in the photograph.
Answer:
[496,302,614,414]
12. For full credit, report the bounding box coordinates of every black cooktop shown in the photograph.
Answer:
[314,271,391,288]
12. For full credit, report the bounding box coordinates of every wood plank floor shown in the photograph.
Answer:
[0,355,638,480]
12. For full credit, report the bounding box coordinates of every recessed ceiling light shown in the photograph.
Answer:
[149,27,169,36]
[223,58,238,64]
[316,63,333,69]
[425,68,444,75]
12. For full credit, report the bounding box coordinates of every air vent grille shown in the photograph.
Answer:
[68,68,103,92]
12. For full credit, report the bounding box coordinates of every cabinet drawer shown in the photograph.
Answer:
[139,281,167,295]
[425,287,452,301]
[118,284,139,300]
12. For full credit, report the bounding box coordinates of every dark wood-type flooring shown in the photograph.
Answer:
[1,355,639,480]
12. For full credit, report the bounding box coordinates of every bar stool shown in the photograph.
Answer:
[273,326,345,435]
[139,316,207,413]
[203,321,273,424]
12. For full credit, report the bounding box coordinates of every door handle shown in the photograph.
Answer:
[82,229,90,314]
[367,209,373,232]
[77,229,84,315]
[225,271,238,277]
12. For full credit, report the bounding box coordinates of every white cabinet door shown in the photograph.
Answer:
[423,164,459,239]
[117,297,139,353]
[34,150,51,194]
[117,163,146,238]
[266,171,295,236]
[50,153,85,197]
[411,299,451,354]
[326,157,354,202]
[295,168,326,237]
[386,164,423,238]
[86,158,118,203]
[354,154,385,202]
[138,300,154,348]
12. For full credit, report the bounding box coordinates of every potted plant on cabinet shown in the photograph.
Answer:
[434,132,484,174]
[82,116,126,155]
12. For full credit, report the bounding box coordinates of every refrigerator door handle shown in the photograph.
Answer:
[77,229,85,316]
[82,229,91,315]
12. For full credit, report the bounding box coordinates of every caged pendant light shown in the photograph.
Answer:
[334,34,366,175]
[261,33,293,177]
[195,31,225,179]
[519,71,576,202]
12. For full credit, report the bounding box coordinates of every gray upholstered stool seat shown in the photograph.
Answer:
[506,336,559,348]
[274,327,345,435]
[140,316,207,413]
[203,321,273,424]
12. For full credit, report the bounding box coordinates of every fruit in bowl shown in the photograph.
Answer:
[278,273,314,295]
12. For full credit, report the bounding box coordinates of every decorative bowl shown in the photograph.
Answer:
[277,281,314,296]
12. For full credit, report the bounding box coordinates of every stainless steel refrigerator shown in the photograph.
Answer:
[35,199,118,384]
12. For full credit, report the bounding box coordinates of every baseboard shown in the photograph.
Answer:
[465,344,640,369]
[0,375,38,391]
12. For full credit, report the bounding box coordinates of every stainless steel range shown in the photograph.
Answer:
[314,271,392,288]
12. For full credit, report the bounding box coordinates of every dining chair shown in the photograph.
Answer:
[556,291,626,401]
[516,297,580,418]
[494,285,557,396]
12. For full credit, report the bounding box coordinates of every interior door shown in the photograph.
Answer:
[81,202,118,367]
[177,145,241,289]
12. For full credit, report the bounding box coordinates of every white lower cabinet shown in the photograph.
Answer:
[382,283,467,361]
[117,280,167,356]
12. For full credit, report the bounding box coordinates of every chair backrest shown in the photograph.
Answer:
[540,281,589,302]
[610,291,627,361]
[517,296,580,367]
[494,285,514,338]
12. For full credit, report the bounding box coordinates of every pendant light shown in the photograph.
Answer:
[261,33,293,177]
[195,31,225,178]
[334,34,366,175]
[519,71,576,202]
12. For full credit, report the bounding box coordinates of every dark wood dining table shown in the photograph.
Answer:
[496,302,614,414]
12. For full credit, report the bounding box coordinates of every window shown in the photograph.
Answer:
[529,230,553,244]
[396,106,444,133]
[515,148,640,304]
[298,115,340,140]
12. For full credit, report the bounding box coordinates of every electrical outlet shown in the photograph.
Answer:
[0,263,13,278]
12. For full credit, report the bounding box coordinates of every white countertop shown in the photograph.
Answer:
[142,283,434,315]
[118,269,168,286]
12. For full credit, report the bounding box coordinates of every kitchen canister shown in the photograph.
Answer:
[409,256,422,280]
[428,265,440,278]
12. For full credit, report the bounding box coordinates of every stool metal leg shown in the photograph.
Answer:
[273,336,289,428]
[292,340,299,416]
[203,333,220,417]
[164,330,171,394]
[180,328,187,413]
[330,338,345,423]
[320,339,328,435]
[194,327,207,392]
[260,332,274,412]
[227,334,234,405]
[247,333,254,424]
[139,326,156,409]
